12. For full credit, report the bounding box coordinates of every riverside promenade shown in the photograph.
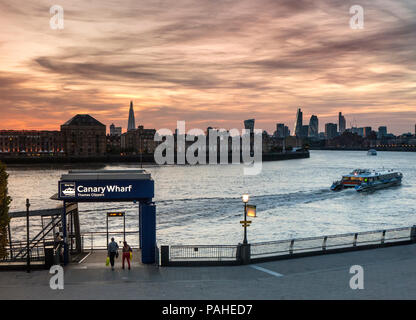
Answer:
[1,244,415,300]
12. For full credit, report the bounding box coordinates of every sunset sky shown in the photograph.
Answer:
[0,0,415,134]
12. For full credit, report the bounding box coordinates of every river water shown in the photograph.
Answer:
[6,150,416,246]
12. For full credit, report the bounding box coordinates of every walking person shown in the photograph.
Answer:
[122,241,133,270]
[54,232,63,263]
[107,237,119,271]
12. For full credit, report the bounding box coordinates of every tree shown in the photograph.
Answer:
[0,161,11,259]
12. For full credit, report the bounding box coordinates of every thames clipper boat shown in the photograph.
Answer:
[331,169,403,192]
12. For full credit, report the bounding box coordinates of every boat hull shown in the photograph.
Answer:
[355,177,402,192]
[331,169,403,192]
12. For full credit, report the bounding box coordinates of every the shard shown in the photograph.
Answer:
[127,101,136,131]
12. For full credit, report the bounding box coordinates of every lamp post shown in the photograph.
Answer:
[26,199,31,273]
[242,194,249,244]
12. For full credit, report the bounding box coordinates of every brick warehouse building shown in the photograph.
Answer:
[0,130,64,155]
[121,125,158,154]
[61,114,106,157]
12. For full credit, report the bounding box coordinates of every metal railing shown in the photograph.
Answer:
[169,245,238,262]
[161,226,415,266]
[1,240,48,263]
[81,231,140,251]
[1,231,140,263]
[13,215,61,260]
[250,227,412,258]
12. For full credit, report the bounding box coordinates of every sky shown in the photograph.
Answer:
[0,0,415,135]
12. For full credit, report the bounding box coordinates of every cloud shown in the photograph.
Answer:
[0,0,415,134]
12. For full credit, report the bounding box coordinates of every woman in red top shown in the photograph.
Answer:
[122,241,133,270]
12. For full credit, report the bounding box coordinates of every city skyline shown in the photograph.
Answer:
[2,103,415,137]
[1,0,416,134]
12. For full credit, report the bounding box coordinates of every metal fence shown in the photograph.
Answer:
[169,245,238,262]
[1,240,47,263]
[161,226,415,266]
[81,231,140,251]
[251,227,412,258]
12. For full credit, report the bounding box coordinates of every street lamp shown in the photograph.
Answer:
[242,194,249,244]
[242,194,249,203]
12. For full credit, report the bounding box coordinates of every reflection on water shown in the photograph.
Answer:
[7,150,416,246]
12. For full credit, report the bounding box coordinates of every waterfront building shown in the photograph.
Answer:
[351,127,364,137]
[61,114,107,157]
[378,126,387,139]
[244,119,255,153]
[285,126,290,137]
[308,115,319,138]
[121,125,158,154]
[127,101,136,131]
[338,112,346,133]
[110,124,122,136]
[106,134,121,154]
[276,123,286,138]
[0,130,63,155]
[364,127,372,138]
[294,108,303,137]
[325,123,338,139]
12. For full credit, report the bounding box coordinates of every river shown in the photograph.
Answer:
[6,150,416,246]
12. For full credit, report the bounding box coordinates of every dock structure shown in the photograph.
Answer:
[57,169,155,265]
[3,169,156,269]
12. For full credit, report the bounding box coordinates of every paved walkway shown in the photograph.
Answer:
[1,244,416,299]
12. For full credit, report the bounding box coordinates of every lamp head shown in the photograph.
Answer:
[242,194,249,203]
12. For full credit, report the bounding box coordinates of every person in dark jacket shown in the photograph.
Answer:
[107,238,119,271]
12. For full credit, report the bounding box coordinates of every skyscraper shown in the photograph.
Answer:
[378,126,387,138]
[338,112,346,133]
[363,127,372,137]
[308,115,319,138]
[294,108,303,137]
[127,101,136,131]
[276,123,285,138]
[325,123,338,139]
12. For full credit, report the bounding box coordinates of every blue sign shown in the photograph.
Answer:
[58,179,154,201]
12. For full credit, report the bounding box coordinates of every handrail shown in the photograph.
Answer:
[250,226,411,246]
[80,230,140,251]
[13,215,61,259]
[165,226,414,263]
